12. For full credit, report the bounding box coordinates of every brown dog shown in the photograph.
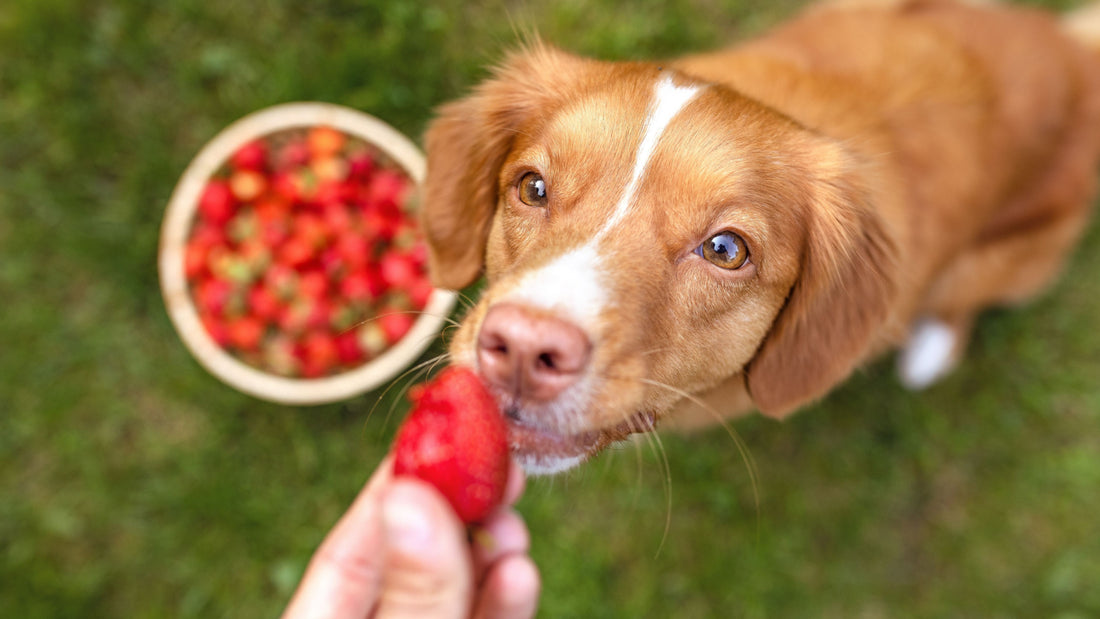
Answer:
[420,0,1100,474]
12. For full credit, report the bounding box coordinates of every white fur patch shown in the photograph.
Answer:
[516,452,588,476]
[897,318,958,390]
[505,242,606,330]
[507,74,704,330]
[1065,3,1100,47]
[600,74,704,237]
[489,74,707,476]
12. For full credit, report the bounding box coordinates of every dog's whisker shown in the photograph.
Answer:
[344,308,460,332]
[454,289,479,314]
[383,353,451,430]
[627,410,674,558]
[630,420,647,514]
[365,351,452,436]
[635,377,762,534]
[579,381,675,557]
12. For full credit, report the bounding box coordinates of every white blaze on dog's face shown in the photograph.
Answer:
[422,45,894,474]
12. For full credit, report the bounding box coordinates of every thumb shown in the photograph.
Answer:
[374,478,474,619]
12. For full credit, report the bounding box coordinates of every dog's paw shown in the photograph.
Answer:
[897,318,959,390]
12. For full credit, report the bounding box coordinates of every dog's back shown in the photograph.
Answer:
[671,0,1100,393]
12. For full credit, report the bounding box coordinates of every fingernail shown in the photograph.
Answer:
[382,487,434,553]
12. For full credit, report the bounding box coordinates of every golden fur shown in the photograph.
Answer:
[421,0,1100,470]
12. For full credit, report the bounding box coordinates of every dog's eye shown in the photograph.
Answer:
[518,172,548,207]
[698,231,749,270]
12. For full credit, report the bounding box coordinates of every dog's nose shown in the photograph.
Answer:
[476,303,591,402]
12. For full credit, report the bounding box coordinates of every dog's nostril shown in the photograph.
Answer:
[536,352,556,371]
[476,302,591,402]
[480,333,509,357]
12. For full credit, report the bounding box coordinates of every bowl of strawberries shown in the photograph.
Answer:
[159,102,456,405]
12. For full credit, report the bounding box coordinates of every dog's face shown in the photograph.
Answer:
[422,44,895,474]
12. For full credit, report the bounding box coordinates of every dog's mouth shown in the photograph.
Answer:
[503,406,657,475]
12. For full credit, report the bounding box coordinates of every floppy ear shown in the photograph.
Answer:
[421,42,591,290]
[746,149,898,418]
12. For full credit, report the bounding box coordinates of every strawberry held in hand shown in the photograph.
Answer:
[392,367,509,525]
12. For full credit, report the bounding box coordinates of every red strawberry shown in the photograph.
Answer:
[379,250,421,289]
[307,126,345,158]
[271,171,302,203]
[338,270,376,303]
[231,139,268,171]
[311,155,349,183]
[378,310,414,344]
[347,150,375,180]
[184,240,211,280]
[319,246,348,279]
[229,169,267,202]
[407,277,434,310]
[294,212,329,248]
[227,316,265,351]
[277,235,315,269]
[258,211,291,248]
[226,208,257,244]
[199,179,236,224]
[334,231,370,270]
[334,330,365,365]
[241,240,272,277]
[248,285,282,321]
[199,312,232,347]
[363,267,389,298]
[264,264,298,301]
[321,201,355,235]
[361,207,399,242]
[277,300,311,335]
[208,246,253,286]
[291,169,319,204]
[305,296,335,331]
[254,193,290,221]
[298,330,339,377]
[369,169,409,209]
[392,367,509,525]
[314,179,349,209]
[298,269,329,300]
[277,139,311,170]
[408,241,428,267]
[195,277,235,316]
[189,222,228,249]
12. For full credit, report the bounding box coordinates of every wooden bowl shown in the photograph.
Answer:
[159,102,456,405]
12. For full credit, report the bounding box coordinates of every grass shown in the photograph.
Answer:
[2,0,1099,616]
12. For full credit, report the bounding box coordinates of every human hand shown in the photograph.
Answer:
[282,456,539,619]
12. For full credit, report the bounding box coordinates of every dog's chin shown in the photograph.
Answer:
[505,409,656,476]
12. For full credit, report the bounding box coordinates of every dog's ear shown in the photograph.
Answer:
[421,42,590,290]
[746,147,897,418]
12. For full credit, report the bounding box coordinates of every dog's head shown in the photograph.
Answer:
[422,43,896,474]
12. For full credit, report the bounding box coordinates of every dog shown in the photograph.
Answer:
[419,0,1100,475]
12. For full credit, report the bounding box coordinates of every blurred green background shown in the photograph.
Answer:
[3,0,1099,616]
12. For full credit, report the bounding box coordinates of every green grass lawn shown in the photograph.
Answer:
[3,0,1099,616]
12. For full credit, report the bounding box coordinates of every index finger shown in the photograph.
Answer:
[281,456,394,619]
